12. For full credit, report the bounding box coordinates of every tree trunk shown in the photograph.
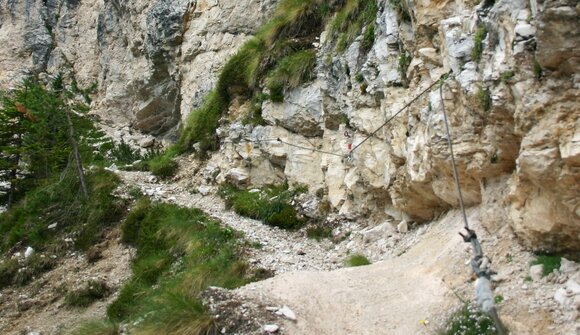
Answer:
[65,110,89,198]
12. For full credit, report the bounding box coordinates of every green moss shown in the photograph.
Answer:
[345,254,371,267]
[471,25,488,62]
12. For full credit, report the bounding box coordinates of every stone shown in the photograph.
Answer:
[560,258,579,274]
[24,247,34,259]
[275,306,296,321]
[397,221,408,234]
[263,324,279,333]
[198,185,212,196]
[514,23,536,39]
[48,223,58,230]
[530,264,544,281]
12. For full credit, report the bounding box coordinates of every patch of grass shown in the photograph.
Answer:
[109,140,142,165]
[104,198,252,335]
[345,254,371,267]
[524,275,532,282]
[178,91,227,154]
[471,25,488,63]
[328,0,378,52]
[69,320,119,335]
[499,71,514,82]
[148,151,179,179]
[531,254,562,277]
[0,258,19,289]
[494,295,504,304]
[219,184,306,230]
[0,168,126,254]
[441,302,497,335]
[266,49,317,102]
[306,226,333,241]
[355,73,365,83]
[389,0,411,22]
[398,52,412,84]
[13,254,57,286]
[476,84,492,112]
[65,279,109,307]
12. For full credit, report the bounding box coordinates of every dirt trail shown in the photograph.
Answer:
[117,170,346,273]
[237,210,470,335]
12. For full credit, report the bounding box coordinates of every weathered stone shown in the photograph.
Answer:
[530,264,544,281]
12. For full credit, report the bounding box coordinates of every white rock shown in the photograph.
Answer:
[555,288,570,306]
[263,324,279,333]
[530,264,544,281]
[560,258,579,274]
[48,222,58,229]
[275,305,296,321]
[24,247,34,258]
[397,221,408,233]
[514,23,536,38]
[198,185,212,196]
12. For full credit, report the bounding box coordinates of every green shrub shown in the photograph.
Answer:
[219,184,306,230]
[471,25,488,62]
[345,254,371,267]
[442,302,496,335]
[109,140,143,165]
[476,84,492,112]
[531,254,562,277]
[65,279,109,307]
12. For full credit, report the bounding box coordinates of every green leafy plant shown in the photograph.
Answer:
[345,254,371,267]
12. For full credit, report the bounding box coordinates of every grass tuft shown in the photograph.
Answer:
[471,25,488,62]
[219,184,306,230]
[328,0,378,52]
[306,226,333,241]
[69,320,120,335]
[266,50,317,102]
[531,254,562,277]
[345,254,371,267]
[100,198,252,335]
[476,84,492,112]
[65,279,110,307]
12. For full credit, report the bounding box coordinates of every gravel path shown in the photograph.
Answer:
[117,170,344,274]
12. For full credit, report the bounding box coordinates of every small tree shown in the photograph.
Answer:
[0,77,90,208]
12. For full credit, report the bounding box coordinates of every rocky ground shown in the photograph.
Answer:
[1,164,578,334]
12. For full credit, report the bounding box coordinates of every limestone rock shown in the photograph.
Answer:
[530,264,544,281]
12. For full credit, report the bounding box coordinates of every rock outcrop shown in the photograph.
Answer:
[1,0,578,252]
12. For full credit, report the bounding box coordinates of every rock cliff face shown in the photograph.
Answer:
[1,0,578,253]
